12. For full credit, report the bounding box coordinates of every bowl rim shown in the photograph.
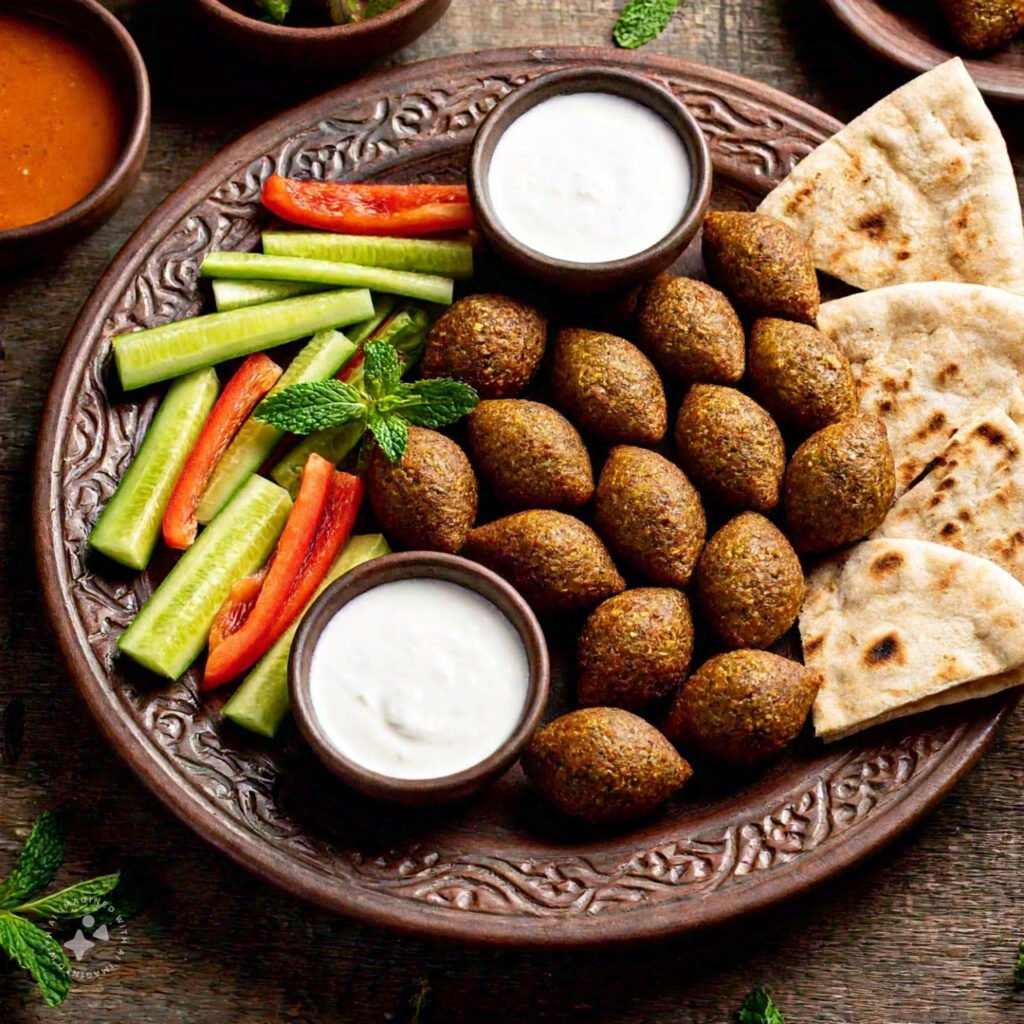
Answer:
[288,550,551,804]
[468,66,713,285]
[192,0,443,39]
[0,0,150,247]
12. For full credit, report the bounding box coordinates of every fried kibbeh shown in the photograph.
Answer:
[665,650,819,766]
[366,426,478,554]
[673,384,785,512]
[464,510,625,616]
[784,415,896,553]
[523,707,693,825]
[697,513,804,650]
[702,211,820,323]
[594,446,706,586]
[467,399,593,510]
[551,328,667,445]
[635,275,745,384]
[747,318,856,435]
[577,589,694,711]
[421,293,547,398]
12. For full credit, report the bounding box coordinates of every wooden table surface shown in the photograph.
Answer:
[2,2,1022,1021]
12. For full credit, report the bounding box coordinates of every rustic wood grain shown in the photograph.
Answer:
[1,1,1022,1020]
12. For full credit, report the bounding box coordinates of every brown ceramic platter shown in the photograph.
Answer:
[824,0,1024,102]
[34,46,1016,946]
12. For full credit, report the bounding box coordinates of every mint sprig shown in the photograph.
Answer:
[255,338,478,463]
[613,0,679,48]
[738,987,786,1024]
[0,813,124,1006]
[1015,939,1024,989]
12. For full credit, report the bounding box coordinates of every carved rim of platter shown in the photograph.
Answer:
[34,47,1014,945]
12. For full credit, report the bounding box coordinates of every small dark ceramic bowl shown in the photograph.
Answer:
[469,67,713,295]
[0,0,150,267]
[289,551,550,806]
[189,0,453,74]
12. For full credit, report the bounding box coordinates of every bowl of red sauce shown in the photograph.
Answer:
[0,0,150,266]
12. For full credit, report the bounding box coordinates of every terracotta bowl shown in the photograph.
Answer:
[468,67,713,295]
[0,0,150,267]
[188,0,453,74]
[289,551,550,806]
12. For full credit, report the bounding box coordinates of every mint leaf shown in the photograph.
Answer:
[738,987,786,1024]
[255,380,366,435]
[0,813,65,909]
[15,873,120,919]
[1015,940,1024,989]
[364,339,402,401]
[613,0,679,48]
[364,0,402,17]
[0,912,72,1007]
[390,379,479,428]
[254,0,291,23]
[368,411,409,463]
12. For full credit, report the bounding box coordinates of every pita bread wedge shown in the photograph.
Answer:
[817,282,1024,495]
[803,538,1024,741]
[759,59,1024,294]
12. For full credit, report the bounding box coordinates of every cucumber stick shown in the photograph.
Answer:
[200,252,454,306]
[270,421,364,497]
[195,328,357,524]
[222,533,391,737]
[88,369,219,571]
[212,279,328,311]
[112,289,374,391]
[262,232,473,279]
[118,476,292,679]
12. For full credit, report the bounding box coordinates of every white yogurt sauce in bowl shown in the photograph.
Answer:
[486,91,693,265]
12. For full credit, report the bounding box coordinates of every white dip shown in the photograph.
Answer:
[308,578,530,780]
[487,91,692,264]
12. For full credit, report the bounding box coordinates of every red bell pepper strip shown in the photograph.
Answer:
[162,354,283,551]
[202,457,363,690]
[261,175,476,237]
[208,561,271,652]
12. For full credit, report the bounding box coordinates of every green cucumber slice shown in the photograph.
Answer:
[112,289,374,391]
[195,328,357,524]
[212,279,328,311]
[343,294,397,345]
[270,421,364,497]
[118,475,292,679]
[200,252,454,306]
[262,232,473,279]
[222,533,391,737]
[88,369,219,571]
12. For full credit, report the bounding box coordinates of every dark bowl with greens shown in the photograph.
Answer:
[189,0,452,72]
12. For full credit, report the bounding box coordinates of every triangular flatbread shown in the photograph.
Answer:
[816,282,1024,495]
[759,59,1024,294]
[803,539,1024,741]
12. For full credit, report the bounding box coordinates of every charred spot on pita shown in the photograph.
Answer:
[974,422,1007,447]
[856,210,889,240]
[865,633,902,667]
[940,521,960,538]
[802,635,823,658]
[870,550,905,576]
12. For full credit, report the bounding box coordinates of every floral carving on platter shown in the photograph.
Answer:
[44,52,999,935]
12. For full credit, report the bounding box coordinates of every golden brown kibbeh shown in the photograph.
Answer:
[697,513,804,650]
[665,650,819,766]
[464,510,625,616]
[421,293,547,398]
[523,707,693,825]
[366,427,478,553]
[594,446,706,586]
[634,275,745,385]
[702,211,820,323]
[940,0,1024,51]
[577,588,694,711]
[673,384,785,512]
[466,399,593,510]
[783,415,896,553]
[551,328,667,445]
[747,318,856,435]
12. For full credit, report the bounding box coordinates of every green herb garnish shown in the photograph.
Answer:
[255,338,478,463]
[0,813,122,1007]
[738,986,786,1024]
[1015,939,1024,989]
[613,0,679,48]
[253,0,291,23]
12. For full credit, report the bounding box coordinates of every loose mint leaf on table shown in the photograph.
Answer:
[364,339,403,400]
[0,812,65,910]
[390,379,479,428]
[14,873,120,920]
[738,986,786,1024]
[1015,940,1024,989]
[613,0,680,48]
[0,912,72,1008]
[256,380,367,434]
[367,410,409,463]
